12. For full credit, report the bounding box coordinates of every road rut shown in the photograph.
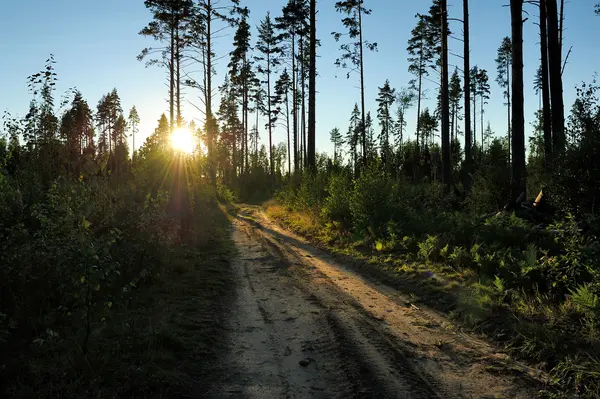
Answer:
[208,206,542,398]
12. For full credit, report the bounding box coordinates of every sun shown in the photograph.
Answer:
[171,127,195,155]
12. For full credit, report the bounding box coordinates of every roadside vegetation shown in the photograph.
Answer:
[0,61,232,398]
[266,79,600,398]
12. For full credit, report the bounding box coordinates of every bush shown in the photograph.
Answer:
[350,164,392,236]
[321,171,352,227]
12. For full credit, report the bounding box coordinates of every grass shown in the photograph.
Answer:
[2,206,234,399]
[265,201,600,398]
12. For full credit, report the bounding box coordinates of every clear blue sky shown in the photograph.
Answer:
[1,0,599,156]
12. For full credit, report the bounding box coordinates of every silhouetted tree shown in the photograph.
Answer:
[256,12,283,179]
[128,106,140,160]
[511,0,526,198]
[407,15,433,151]
[449,69,463,142]
[376,80,395,166]
[330,127,343,164]
[495,36,512,161]
[546,0,565,156]
[307,0,317,170]
[332,0,377,167]
[539,0,553,168]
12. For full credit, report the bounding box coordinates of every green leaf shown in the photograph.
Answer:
[80,276,85,284]
[94,284,100,291]
[82,217,91,229]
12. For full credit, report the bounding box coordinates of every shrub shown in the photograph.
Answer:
[321,171,352,227]
[350,164,392,236]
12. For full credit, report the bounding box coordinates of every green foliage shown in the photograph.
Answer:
[322,170,352,227]
[350,163,392,236]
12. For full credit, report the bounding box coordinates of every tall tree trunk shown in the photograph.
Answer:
[292,33,298,173]
[286,90,291,174]
[416,34,424,152]
[176,24,181,127]
[546,0,565,155]
[507,57,511,164]
[480,96,484,153]
[301,40,307,168]
[358,4,366,168]
[244,59,249,175]
[297,67,302,169]
[170,21,175,132]
[559,0,564,61]
[511,0,526,199]
[308,0,316,171]
[267,52,274,179]
[441,0,451,187]
[540,0,553,168]
[473,90,477,149]
[463,0,472,189]
[256,101,259,156]
[206,1,216,186]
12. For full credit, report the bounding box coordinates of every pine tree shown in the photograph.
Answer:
[407,16,433,150]
[218,76,241,180]
[511,0,526,198]
[229,11,253,176]
[546,0,565,156]
[256,12,283,179]
[463,0,473,189]
[475,68,490,151]
[376,80,395,166]
[539,0,553,168]
[495,37,512,161]
[394,88,415,152]
[276,0,309,173]
[449,68,462,142]
[365,111,376,161]
[274,70,292,174]
[139,0,193,131]
[332,0,377,168]
[191,0,243,186]
[307,0,317,171]
[128,106,140,160]
[419,108,438,148]
[329,127,343,164]
[347,103,361,172]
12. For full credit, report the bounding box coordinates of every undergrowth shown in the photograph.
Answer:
[267,165,600,398]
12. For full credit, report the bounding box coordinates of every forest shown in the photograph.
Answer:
[2,0,600,398]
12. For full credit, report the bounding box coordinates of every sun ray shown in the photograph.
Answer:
[171,127,195,155]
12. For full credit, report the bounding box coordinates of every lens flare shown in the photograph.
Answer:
[171,127,195,155]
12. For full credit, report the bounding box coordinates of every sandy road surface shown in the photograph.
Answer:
[207,206,542,399]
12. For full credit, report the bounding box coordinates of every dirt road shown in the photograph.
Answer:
[208,206,542,398]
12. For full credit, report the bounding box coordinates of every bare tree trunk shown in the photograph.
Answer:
[267,51,274,180]
[540,0,553,168]
[300,40,307,168]
[358,4,366,168]
[441,0,451,188]
[206,0,216,186]
[480,96,484,153]
[170,21,175,132]
[176,23,181,128]
[463,0,472,189]
[546,0,565,155]
[286,90,291,175]
[416,33,424,152]
[511,0,526,199]
[292,33,298,173]
[507,57,511,163]
[308,0,316,170]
